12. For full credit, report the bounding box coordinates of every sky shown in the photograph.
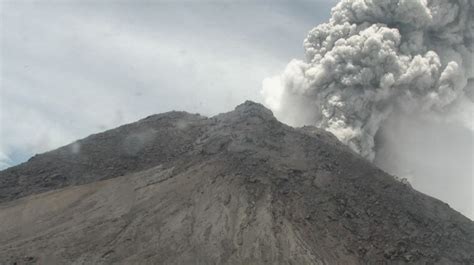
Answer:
[0,0,472,219]
[0,0,336,168]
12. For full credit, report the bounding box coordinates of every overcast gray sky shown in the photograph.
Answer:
[1,0,473,220]
[0,0,336,168]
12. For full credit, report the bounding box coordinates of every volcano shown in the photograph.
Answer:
[0,101,473,264]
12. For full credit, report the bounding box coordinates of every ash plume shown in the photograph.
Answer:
[262,0,473,160]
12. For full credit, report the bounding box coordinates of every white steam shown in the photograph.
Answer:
[262,0,473,160]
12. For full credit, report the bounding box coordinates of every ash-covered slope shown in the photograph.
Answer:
[0,101,473,264]
[0,111,209,203]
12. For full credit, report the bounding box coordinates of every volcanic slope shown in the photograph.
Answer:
[0,101,473,264]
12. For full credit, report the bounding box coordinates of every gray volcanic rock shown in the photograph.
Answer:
[0,111,209,203]
[0,101,473,264]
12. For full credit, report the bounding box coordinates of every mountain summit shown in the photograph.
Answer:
[1,101,473,264]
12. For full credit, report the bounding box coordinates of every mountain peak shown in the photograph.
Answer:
[234,100,272,114]
[213,100,276,125]
[233,100,275,120]
[1,101,473,264]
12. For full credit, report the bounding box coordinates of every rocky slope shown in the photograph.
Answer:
[0,101,473,264]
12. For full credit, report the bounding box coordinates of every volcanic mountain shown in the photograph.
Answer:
[0,101,473,264]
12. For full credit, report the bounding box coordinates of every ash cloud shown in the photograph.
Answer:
[262,0,473,218]
[262,0,473,160]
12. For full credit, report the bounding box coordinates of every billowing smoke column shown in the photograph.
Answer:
[262,0,473,160]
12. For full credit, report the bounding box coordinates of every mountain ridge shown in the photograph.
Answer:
[0,101,473,264]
